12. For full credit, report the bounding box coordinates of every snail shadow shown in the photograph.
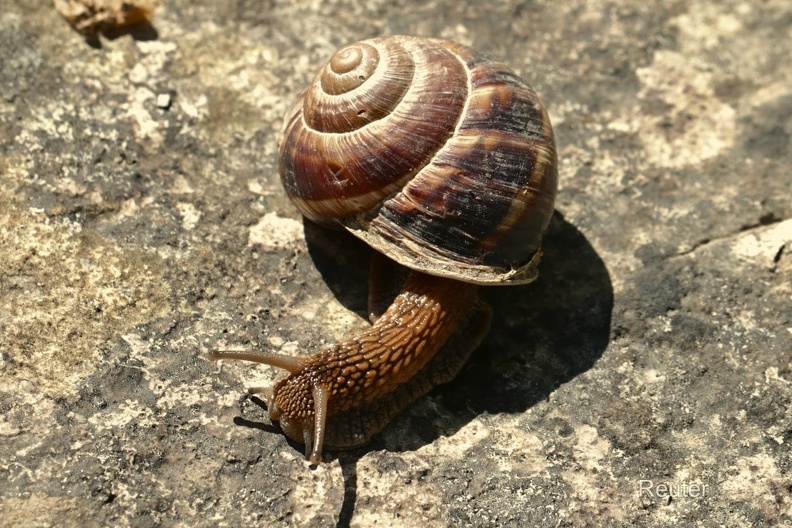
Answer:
[388,211,613,443]
[303,220,372,318]
[303,213,612,526]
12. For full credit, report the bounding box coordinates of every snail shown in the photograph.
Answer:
[210,36,557,464]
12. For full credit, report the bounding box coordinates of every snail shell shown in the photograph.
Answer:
[279,35,557,284]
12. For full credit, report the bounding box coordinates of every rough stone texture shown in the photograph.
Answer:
[1,1,790,526]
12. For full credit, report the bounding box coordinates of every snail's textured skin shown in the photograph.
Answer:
[279,36,557,284]
[212,36,558,463]
[210,272,490,462]
[270,274,484,452]
[318,295,494,450]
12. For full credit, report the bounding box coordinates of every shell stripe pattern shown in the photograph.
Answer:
[279,38,466,218]
[279,36,557,281]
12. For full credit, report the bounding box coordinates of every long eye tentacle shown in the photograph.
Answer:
[209,350,307,374]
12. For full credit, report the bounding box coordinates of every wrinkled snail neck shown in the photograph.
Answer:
[210,270,478,464]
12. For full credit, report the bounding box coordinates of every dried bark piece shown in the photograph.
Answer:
[53,0,160,36]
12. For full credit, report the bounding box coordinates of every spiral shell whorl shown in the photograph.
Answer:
[305,41,415,132]
[322,43,378,94]
[280,37,467,220]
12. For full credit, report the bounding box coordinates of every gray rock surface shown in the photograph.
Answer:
[1,1,790,526]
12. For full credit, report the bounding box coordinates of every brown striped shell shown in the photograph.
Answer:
[278,36,558,284]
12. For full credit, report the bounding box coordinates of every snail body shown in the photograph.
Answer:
[211,36,557,463]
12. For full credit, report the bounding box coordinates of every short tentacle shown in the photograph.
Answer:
[309,384,330,464]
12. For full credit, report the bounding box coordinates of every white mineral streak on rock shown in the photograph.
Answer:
[248,212,304,250]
